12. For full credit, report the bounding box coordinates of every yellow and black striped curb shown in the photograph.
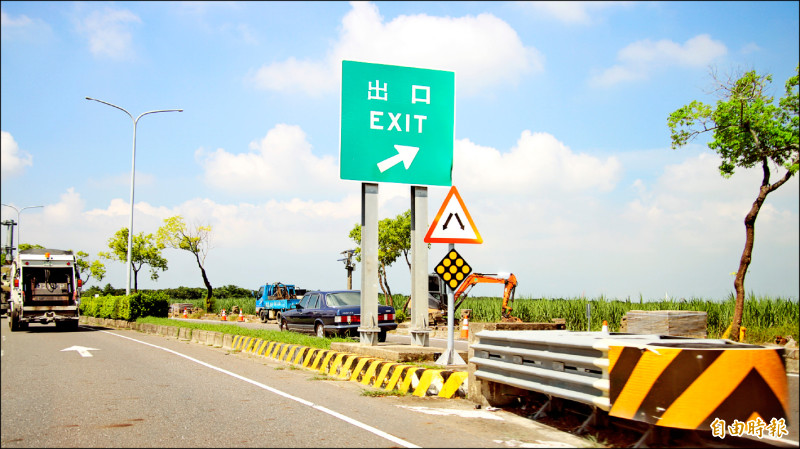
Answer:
[79,317,468,398]
[229,335,468,398]
[608,344,789,429]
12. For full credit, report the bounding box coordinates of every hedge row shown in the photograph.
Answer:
[80,291,170,320]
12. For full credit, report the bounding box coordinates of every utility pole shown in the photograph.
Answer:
[338,249,355,289]
[1,220,16,261]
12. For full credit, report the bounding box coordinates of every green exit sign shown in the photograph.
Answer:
[340,60,454,186]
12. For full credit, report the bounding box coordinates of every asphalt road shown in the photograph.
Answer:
[179,317,800,445]
[1,319,593,448]
[4,317,796,447]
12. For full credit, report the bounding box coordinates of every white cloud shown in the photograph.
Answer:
[195,124,343,199]
[77,7,141,60]
[249,1,542,97]
[250,57,332,97]
[454,131,622,194]
[1,131,33,177]
[1,9,53,43]
[622,152,798,249]
[519,1,630,25]
[590,34,727,87]
[44,188,85,223]
[740,42,760,55]
[1,9,32,27]
[4,137,796,300]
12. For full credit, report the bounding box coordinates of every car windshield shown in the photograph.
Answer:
[325,292,360,307]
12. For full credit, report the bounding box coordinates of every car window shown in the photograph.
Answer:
[297,294,311,308]
[325,292,360,307]
[307,294,320,309]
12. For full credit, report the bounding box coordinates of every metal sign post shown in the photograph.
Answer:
[435,243,466,366]
[426,186,480,366]
[357,183,380,345]
[410,186,430,346]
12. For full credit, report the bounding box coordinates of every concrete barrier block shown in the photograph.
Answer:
[213,332,223,348]
[192,330,206,344]
[222,333,234,349]
[177,326,190,340]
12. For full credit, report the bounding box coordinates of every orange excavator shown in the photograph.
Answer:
[424,272,521,324]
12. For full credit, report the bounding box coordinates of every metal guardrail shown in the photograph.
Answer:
[471,330,746,412]
[472,330,615,411]
[472,329,790,433]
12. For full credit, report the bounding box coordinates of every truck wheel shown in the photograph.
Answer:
[259,311,267,323]
[9,309,19,331]
[279,319,288,332]
[275,312,282,323]
[315,323,325,338]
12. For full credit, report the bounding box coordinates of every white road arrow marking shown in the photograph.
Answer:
[61,346,99,357]
[377,145,419,173]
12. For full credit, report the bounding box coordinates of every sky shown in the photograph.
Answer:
[1,1,798,301]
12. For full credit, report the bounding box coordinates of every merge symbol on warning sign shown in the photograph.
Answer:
[424,186,482,244]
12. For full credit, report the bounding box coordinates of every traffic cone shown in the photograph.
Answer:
[601,320,609,334]
[238,309,244,322]
[460,312,470,339]
[183,308,188,319]
[221,309,227,321]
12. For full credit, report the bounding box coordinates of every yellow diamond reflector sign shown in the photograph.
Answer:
[434,249,472,290]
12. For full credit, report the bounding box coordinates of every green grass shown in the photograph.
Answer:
[457,292,799,344]
[136,316,356,349]
[150,291,798,346]
[361,389,406,397]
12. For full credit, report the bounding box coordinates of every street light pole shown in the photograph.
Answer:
[1,204,44,254]
[85,97,182,296]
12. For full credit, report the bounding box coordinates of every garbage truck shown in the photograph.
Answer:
[8,248,82,331]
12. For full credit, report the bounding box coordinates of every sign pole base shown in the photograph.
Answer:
[435,348,466,366]
[410,329,431,346]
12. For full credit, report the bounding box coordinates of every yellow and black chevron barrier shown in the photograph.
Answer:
[229,335,468,398]
[608,344,788,429]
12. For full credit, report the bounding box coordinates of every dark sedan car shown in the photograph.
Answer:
[280,290,397,342]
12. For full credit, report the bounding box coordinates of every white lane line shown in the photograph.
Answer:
[101,330,418,448]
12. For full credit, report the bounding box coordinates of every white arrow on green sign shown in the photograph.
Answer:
[340,60,454,186]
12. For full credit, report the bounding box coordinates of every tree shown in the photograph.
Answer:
[73,250,106,286]
[98,228,168,292]
[668,66,798,341]
[156,216,214,311]
[3,244,45,263]
[348,210,413,307]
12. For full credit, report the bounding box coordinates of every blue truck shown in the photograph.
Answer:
[254,282,304,323]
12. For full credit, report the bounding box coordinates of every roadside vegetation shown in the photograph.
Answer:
[460,293,798,343]
[135,316,355,349]
[85,286,796,345]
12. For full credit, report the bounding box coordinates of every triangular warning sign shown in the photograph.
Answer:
[425,186,482,244]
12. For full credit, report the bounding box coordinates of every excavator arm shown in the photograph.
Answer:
[453,272,519,320]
